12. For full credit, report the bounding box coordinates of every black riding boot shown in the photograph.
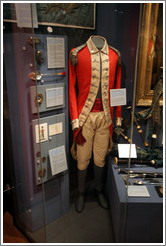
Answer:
[75,169,87,213]
[94,165,108,209]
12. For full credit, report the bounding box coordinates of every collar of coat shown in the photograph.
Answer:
[86,35,109,55]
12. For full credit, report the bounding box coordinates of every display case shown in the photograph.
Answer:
[3,2,164,243]
[106,3,163,243]
[3,4,70,243]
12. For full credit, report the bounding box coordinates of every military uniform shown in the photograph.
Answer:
[69,35,122,170]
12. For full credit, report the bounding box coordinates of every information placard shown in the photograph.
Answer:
[49,122,63,136]
[127,185,150,197]
[47,37,65,68]
[110,88,126,106]
[49,146,68,175]
[46,87,64,108]
[15,3,38,28]
[118,144,137,158]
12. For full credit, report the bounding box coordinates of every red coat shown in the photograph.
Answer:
[69,36,121,138]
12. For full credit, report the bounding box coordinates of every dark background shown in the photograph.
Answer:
[3,3,146,209]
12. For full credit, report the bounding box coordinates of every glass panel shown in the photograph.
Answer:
[119,3,163,243]
[3,3,46,243]
[31,3,97,243]
[3,2,163,244]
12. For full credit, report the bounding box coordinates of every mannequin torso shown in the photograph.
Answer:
[91,36,105,50]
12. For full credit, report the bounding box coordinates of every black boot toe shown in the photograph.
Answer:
[75,192,85,213]
[96,191,109,209]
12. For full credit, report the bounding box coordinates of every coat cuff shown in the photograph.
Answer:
[72,119,79,131]
[116,117,122,126]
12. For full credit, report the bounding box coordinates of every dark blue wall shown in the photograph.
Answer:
[96,3,148,148]
[96,3,140,104]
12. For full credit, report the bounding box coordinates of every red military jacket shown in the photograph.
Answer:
[69,36,122,138]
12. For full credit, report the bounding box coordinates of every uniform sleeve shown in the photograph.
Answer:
[69,50,79,130]
[115,60,122,126]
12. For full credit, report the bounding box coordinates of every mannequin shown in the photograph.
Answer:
[69,35,122,213]
[91,36,105,49]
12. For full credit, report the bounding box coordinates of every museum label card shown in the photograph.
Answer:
[49,122,63,136]
[110,88,126,107]
[47,37,65,68]
[118,144,137,158]
[15,3,38,28]
[49,146,68,175]
[127,185,150,197]
[46,87,64,108]
[35,123,48,143]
